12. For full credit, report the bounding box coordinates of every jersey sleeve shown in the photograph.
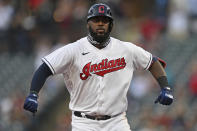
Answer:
[42,44,74,75]
[132,45,152,70]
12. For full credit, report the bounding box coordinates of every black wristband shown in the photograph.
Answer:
[30,90,38,95]
[157,76,169,89]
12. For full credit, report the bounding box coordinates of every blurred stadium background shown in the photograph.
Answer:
[0,0,197,131]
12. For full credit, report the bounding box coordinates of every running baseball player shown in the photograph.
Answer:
[24,3,173,131]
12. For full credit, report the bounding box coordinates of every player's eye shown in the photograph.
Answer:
[102,18,110,24]
[91,17,110,24]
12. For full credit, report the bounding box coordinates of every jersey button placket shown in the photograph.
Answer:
[97,77,103,114]
[95,54,103,114]
[99,78,105,110]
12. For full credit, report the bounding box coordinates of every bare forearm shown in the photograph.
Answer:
[149,60,166,79]
[149,61,169,88]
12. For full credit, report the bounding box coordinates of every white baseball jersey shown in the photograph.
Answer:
[42,37,152,116]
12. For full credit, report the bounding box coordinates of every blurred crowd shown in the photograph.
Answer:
[0,0,197,131]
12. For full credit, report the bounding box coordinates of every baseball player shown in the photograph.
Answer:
[24,3,173,131]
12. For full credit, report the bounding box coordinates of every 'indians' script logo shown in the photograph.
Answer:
[80,57,126,80]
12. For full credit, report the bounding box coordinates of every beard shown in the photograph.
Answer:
[88,26,110,43]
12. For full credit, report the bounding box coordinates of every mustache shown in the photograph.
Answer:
[96,28,105,30]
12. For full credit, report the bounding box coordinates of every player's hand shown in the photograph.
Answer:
[155,87,173,105]
[24,93,38,113]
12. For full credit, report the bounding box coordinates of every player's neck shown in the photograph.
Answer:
[87,34,110,49]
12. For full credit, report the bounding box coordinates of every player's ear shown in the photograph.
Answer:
[108,22,113,32]
[87,23,90,29]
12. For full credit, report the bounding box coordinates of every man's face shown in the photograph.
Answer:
[87,16,110,36]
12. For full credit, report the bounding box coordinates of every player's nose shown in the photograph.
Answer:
[97,20,105,25]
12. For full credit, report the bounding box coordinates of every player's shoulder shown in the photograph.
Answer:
[110,37,138,48]
[60,37,87,49]
[68,37,88,47]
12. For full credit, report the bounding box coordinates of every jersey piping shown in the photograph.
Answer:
[144,53,152,70]
[42,58,55,74]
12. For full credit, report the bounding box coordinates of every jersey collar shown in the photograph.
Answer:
[87,34,111,49]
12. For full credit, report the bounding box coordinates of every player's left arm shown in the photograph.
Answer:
[148,56,174,105]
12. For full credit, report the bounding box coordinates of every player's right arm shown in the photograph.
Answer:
[23,43,75,113]
[23,62,52,113]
